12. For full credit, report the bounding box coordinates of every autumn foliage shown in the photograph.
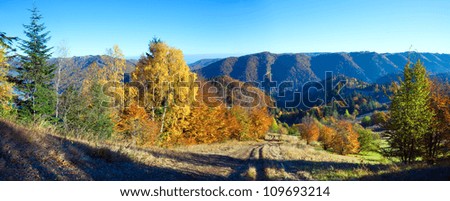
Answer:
[115,41,273,146]
[297,117,320,144]
[332,121,360,155]
[425,80,450,162]
[298,117,360,155]
[179,81,272,145]
[0,45,14,115]
[115,102,159,146]
[319,125,336,150]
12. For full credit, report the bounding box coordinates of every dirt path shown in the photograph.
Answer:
[224,140,299,180]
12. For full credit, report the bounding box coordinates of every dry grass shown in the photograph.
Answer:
[264,167,296,180]
[1,119,449,181]
[244,166,257,180]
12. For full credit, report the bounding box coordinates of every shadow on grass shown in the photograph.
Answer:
[359,165,450,181]
[0,120,220,181]
[2,120,449,181]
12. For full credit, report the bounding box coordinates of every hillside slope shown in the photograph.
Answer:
[197,51,450,85]
[0,120,194,181]
[1,120,449,181]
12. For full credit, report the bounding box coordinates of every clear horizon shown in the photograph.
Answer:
[1,0,449,60]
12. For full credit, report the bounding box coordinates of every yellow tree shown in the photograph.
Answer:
[249,107,272,139]
[102,45,126,110]
[319,125,337,150]
[132,39,198,145]
[0,45,14,115]
[183,103,231,144]
[103,45,126,83]
[297,116,320,144]
[333,121,360,155]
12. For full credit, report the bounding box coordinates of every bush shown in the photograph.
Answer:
[361,116,372,127]
[355,125,380,152]
[269,118,280,133]
[344,109,353,120]
[371,111,388,126]
[287,125,299,136]
[248,107,272,139]
[183,105,272,145]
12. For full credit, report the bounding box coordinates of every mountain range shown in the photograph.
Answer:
[196,51,450,86]
[28,51,450,91]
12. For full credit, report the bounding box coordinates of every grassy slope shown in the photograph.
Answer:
[1,120,449,181]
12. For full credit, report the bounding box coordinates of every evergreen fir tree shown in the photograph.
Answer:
[17,5,56,120]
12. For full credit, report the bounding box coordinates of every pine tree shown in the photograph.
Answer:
[0,32,17,51]
[17,6,56,120]
[80,62,115,139]
[386,60,434,163]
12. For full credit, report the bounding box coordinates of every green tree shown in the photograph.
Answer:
[386,60,434,164]
[344,109,352,119]
[17,6,56,120]
[0,32,17,51]
[269,117,280,133]
[355,125,380,152]
[81,62,115,139]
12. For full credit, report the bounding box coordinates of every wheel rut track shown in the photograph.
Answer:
[229,141,292,180]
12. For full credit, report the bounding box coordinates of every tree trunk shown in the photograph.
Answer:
[55,61,62,119]
[160,104,167,134]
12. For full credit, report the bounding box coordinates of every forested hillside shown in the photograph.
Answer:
[198,51,450,84]
[1,4,450,181]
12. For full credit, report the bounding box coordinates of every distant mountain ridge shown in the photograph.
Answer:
[188,58,221,70]
[45,55,137,90]
[196,51,450,85]
[38,52,450,92]
[48,55,137,73]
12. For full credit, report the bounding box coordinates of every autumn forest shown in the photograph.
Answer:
[1,5,450,181]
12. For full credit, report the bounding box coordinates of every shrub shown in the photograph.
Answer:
[279,126,289,135]
[355,125,380,152]
[361,116,372,127]
[371,111,388,126]
[287,125,299,136]
[269,118,280,133]
[344,109,353,120]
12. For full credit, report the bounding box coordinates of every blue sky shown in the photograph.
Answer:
[1,0,449,62]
